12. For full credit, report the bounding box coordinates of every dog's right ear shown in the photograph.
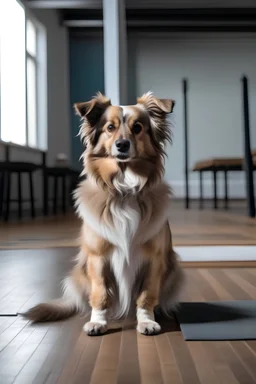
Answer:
[74,92,111,126]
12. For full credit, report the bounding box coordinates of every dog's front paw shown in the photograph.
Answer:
[137,321,161,335]
[83,322,108,336]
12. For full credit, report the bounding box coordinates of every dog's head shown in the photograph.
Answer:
[74,92,175,192]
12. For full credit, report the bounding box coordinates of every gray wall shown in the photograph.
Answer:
[130,32,256,198]
[32,9,70,166]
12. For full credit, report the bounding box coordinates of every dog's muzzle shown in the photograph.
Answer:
[112,139,132,161]
[115,139,130,153]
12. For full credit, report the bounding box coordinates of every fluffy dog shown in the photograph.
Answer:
[23,92,184,336]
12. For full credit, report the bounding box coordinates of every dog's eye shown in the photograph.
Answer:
[107,124,115,132]
[132,123,142,135]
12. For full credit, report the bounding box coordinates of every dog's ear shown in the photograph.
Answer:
[74,92,111,127]
[137,92,175,146]
[74,93,111,146]
[137,92,175,115]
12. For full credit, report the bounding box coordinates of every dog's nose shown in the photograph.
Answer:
[115,139,130,153]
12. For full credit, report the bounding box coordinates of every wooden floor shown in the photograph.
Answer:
[0,200,256,249]
[0,248,256,384]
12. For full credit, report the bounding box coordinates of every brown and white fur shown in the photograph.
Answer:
[22,92,184,336]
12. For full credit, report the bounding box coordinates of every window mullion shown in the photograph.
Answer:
[0,36,2,141]
[26,51,36,62]
[26,16,39,148]
[25,12,28,146]
[36,31,39,148]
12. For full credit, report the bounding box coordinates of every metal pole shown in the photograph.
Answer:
[42,151,48,216]
[183,78,189,209]
[241,76,255,217]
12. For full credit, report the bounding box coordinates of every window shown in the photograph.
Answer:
[0,0,26,146]
[0,0,47,150]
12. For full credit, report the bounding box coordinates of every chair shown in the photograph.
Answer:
[192,154,256,210]
[0,162,40,221]
[44,166,80,215]
[0,143,81,220]
[0,144,45,222]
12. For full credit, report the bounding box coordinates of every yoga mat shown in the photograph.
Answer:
[175,301,256,341]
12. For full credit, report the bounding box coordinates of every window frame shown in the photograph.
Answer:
[25,9,46,150]
[25,14,39,148]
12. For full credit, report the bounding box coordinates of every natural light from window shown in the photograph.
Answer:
[0,0,47,150]
[0,0,26,145]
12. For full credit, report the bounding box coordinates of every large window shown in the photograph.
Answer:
[0,0,47,150]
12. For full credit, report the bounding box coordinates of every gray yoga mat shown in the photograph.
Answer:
[175,301,256,341]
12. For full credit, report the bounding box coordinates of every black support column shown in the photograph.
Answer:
[241,76,255,218]
[183,78,189,209]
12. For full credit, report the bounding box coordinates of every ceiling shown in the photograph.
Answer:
[24,0,256,31]
[24,0,256,8]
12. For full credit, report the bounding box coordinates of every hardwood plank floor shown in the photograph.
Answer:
[0,201,255,249]
[0,248,256,383]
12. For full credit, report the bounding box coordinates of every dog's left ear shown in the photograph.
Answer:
[137,92,175,146]
[137,92,175,115]
[156,98,175,114]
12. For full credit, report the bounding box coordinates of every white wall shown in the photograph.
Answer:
[131,32,256,198]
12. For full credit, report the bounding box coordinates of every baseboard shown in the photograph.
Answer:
[169,177,256,199]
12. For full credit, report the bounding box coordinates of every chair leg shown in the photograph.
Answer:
[224,170,228,210]
[199,171,203,209]
[18,172,22,219]
[29,172,35,218]
[69,176,73,207]
[213,170,218,209]
[62,175,66,214]
[0,171,5,217]
[43,171,48,216]
[4,172,11,222]
[53,176,58,215]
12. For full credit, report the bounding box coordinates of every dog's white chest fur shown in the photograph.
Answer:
[113,168,147,195]
[110,169,146,317]
[109,196,143,318]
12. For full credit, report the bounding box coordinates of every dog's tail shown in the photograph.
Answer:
[21,299,77,322]
[21,276,89,323]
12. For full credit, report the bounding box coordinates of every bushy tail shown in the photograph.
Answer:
[21,299,77,322]
[21,275,89,323]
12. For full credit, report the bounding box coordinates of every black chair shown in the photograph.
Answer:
[44,166,80,215]
[0,161,39,221]
[0,144,45,222]
[0,144,81,220]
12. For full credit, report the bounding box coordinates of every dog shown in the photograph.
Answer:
[23,92,184,336]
